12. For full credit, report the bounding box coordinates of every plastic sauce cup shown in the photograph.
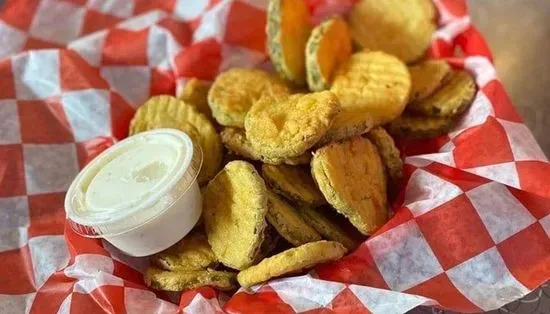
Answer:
[65,129,203,257]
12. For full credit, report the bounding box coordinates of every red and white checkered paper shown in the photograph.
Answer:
[0,0,548,313]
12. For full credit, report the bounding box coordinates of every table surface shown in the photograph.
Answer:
[0,0,548,313]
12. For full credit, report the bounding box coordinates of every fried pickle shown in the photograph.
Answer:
[267,0,311,85]
[208,68,291,127]
[348,0,436,63]
[237,241,346,288]
[261,163,326,207]
[324,51,410,143]
[129,95,222,185]
[298,206,359,251]
[179,78,212,120]
[245,91,341,159]
[306,17,352,91]
[203,161,269,270]
[152,232,217,271]
[311,136,388,235]
[408,60,452,103]
[221,127,311,165]
[365,127,404,184]
[408,70,477,117]
[144,267,237,291]
[266,191,322,246]
[386,114,455,139]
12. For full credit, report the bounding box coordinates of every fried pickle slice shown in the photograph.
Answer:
[152,232,217,271]
[221,127,311,165]
[386,114,455,139]
[179,78,212,120]
[267,0,311,85]
[208,68,291,127]
[261,163,326,207]
[237,240,346,288]
[365,127,404,184]
[408,70,477,117]
[129,96,222,185]
[245,91,341,159]
[266,191,322,246]
[311,136,388,235]
[306,17,352,92]
[348,0,436,63]
[408,60,452,103]
[203,161,269,270]
[144,267,237,291]
[324,51,411,143]
[298,206,359,251]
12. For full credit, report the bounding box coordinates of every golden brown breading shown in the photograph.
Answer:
[144,267,236,291]
[306,17,352,91]
[261,163,326,207]
[245,91,341,159]
[208,68,291,127]
[237,241,346,288]
[266,191,322,246]
[311,136,388,235]
[267,0,311,85]
[203,161,269,270]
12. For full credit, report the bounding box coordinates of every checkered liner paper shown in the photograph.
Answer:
[0,0,549,313]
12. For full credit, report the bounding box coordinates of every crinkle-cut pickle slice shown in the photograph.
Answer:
[386,114,455,139]
[267,0,312,85]
[129,95,222,185]
[261,163,326,207]
[221,127,311,165]
[408,70,477,117]
[408,60,452,103]
[365,127,404,184]
[237,240,346,288]
[306,16,352,91]
[311,136,388,235]
[324,51,411,143]
[266,191,322,246]
[348,0,436,63]
[208,68,290,127]
[203,160,269,270]
[245,91,340,159]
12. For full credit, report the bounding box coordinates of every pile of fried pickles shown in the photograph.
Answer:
[133,0,477,291]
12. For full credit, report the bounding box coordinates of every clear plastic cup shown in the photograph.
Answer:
[65,129,203,257]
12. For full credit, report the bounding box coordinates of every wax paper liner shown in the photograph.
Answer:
[0,0,548,313]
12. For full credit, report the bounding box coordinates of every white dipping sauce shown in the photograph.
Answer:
[65,129,203,257]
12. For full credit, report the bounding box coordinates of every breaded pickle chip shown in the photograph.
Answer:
[152,232,216,271]
[221,127,311,165]
[306,17,352,91]
[237,240,346,288]
[298,206,359,251]
[408,70,477,117]
[261,164,326,207]
[179,78,212,120]
[245,91,341,159]
[386,114,454,139]
[311,137,388,235]
[325,51,411,142]
[365,127,404,184]
[267,0,311,85]
[348,0,436,63]
[208,68,291,127]
[266,191,322,246]
[408,60,452,103]
[129,95,222,185]
[144,267,236,291]
[203,161,269,270]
